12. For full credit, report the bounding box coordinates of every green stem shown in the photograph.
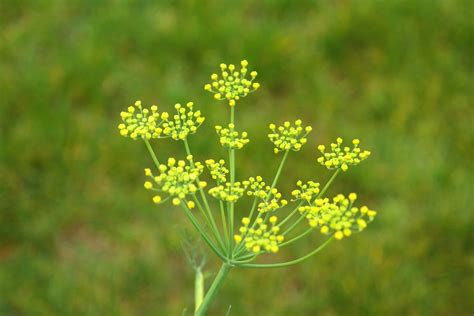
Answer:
[318,168,341,198]
[278,201,304,227]
[228,107,236,255]
[282,214,307,236]
[144,139,160,169]
[195,263,232,316]
[180,203,226,261]
[183,139,226,252]
[219,200,230,252]
[237,237,333,269]
[270,150,289,191]
[280,227,314,247]
[195,268,204,312]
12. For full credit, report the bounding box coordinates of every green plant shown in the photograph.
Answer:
[117,60,376,315]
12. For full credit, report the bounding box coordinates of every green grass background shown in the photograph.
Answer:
[1,0,473,315]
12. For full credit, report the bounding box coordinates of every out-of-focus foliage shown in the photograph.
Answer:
[0,0,472,315]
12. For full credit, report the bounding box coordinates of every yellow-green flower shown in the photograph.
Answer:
[208,181,249,203]
[118,100,165,140]
[144,156,204,205]
[268,120,312,153]
[215,123,250,149]
[204,60,260,106]
[205,159,229,183]
[256,188,288,213]
[316,138,370,171]
[291,180,320,202]
[161,102,205,140]
[299,193,376,240]
[234,216,284,254]
[246,176,269,198]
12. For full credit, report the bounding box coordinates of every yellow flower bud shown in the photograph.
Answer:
[144,181,153,189]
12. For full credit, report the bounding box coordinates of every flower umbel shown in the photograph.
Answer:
[299,193,377,240]
[118,100,165,140]
[161,102,205,140]
[208,181,249,203]
[291,180,321,202]
[215,124,250,149]
[205,159,229,183]
[317,138,371,171]
[268,120,312,153]
[144,157,205,206]
[234,216,284,254]
[204,60,260,106]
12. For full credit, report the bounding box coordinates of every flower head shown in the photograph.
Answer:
[204,60,260,106]
[144,156,204,205]
[246,176,268,198]
[299,193,376,240]
[317,138,370,171]
[256,187,288,213]
[208,181,249,202]
[291,180,320,202]
[215,124,250,149]
[234,217,284,254]
[205,159,229,183]
[268,120,312,153]
[118,100,165,140]
[161,102,205,140]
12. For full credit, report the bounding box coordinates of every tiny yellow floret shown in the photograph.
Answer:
[144,181,153,189]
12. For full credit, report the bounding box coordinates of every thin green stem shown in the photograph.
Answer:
[282,214,307,236]
[179,202,226,261]
[195,267,204,312]
[237,237,334,269]
[270,150,289,191]
[280,227,314,247]
[219,200,230,252]
[195,263,232,316]
[227,107,236,255]
[278,201,304,227]
[319,168,341,198]
[144,139,160,169]
[183,139,225,252]
[191,195,225,252]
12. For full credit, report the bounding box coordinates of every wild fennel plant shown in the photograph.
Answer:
[117,60,376,315]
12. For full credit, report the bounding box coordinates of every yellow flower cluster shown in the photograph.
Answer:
[268,120,312,153]
[245,176,269,198]
[291,180,320,202]
[299,193,376,240]
[215,124,249,149]
[161,102,205,140]
[205,159,229,183]
[257,188,288,213]
[208,181,249,202]
[118,101,166,140]
[317,138,371,171]
[234,216,284,254]
[144,157,206,206]
[204,60,260,106]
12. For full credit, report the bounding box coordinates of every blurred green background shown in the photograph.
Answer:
[1,0,473,315]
